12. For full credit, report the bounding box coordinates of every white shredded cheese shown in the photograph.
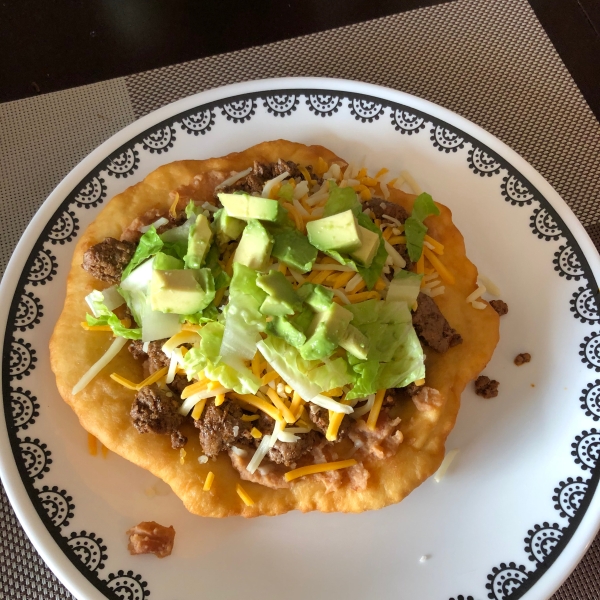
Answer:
[293,198,310,217]
[345,273,364,293]
[232,425,239,437]
[247,435,272,474]
[306,182,329,206]
[380,181,390,200]
[262,171,290,198]
[384,241,407,269]
[382,214,402,226]
[423,241,435,251]
[178,387,232,416]
[216,167,252,189]
[332,289,351,305]
[343,163,354,180]
[352,394,376,418]
[419,555,430,563]
[230,445,247,457]
[392,175,406,190]
[166,347,181,384]
[139,217,168,233]
[162,331,200,358]
[310,206,324,218]
[72,337,127,394]
[198,455,209,464]
[201,202,219,213]
[277,431,300,443]
[269,420,285,447]
[471,300,487,310]
[429,286,446,298]
[293,180,309,200]
[310,394,354,414]
[478,273,501,297]
[288,268,306,284]
[142,341,150,353]
[400,171,423,195]
[466,284,487,304]
[434,449,459,482]
[323,163,341,181]
[283,427,311,434]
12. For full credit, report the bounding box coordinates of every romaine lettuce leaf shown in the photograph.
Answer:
[405,193,440,262]
[323,182,361,217]
[85,290,141,339]
[121,226,163,280]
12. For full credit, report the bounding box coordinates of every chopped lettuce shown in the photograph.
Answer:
[323,182,361,217]
[85,290,141,339]
[121,226,163,280]
[405,193,440,262]
[277,182,295,202]
[204,243,230,291]
[185,200,201,219]
[182,304,219,325]
[309,357,354,391]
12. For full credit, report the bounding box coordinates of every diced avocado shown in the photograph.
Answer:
[150,268,214,314]
[233,219,274,272]
[184,214,213,269]
[153,252,184,271]
[212,208,246,243]
[349,225,381,268]
[218,193,280,222]
[300,303,354,360]
[271,229,318,273]
[339,324,370,360]
[256,271,302,316]
[290,305,315,334]
[387,270,423,306]
[298,283,334,312]
[266,316,307,348]
[306,210,362,253]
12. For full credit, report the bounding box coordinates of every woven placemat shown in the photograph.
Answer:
[1,0,599,598]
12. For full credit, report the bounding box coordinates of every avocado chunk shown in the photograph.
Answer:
[271,229,318,273]
[267,316,307,348]
[297,283,334,312]
[300,303,354,360]
[256,271,303,316]
[150,268,215,314]
[218,193,280,222]
[290,304,315,334]
[234,219,274,272]
[153,252,184,271]
[306,209,362,253]
[339,324,370,360]
[184,213,213,269]
[212,208,246,244]
[349,225,381,268]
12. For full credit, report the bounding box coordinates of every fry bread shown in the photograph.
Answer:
[50,140,499,517]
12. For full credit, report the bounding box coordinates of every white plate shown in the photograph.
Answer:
[2,78,600,600]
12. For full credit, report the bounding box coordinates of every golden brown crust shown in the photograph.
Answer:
[50,140,499,517]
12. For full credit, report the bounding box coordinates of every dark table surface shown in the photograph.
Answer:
[1,0,599,121]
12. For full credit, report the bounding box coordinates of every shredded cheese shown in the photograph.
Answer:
[424,234,444,255]
[266,388,296,423]
[471,300,487,310]
[400,170,423,195]
[203,471,214,491]
[247,434,273,473]
[72,337,127,395]
[384,240,407,269]
[478,273,501,296]
[416,253,425,274]
[241,414,260,422]
[466,284,487,304]
[312,263,355,272]
[289,391,304,419]
[191,398,207,420]
[423,248,455,285]
[345,272,363,293]
[309,394,354,414]
[214,393,226,407]
[236,483,255,507]
[326,411,345,441]
[380,181,390,200]
[179,386,231,416]
[251,427,262,439]
[261,370,279,385]
[434,449,459,482]
[348,291,380,303]
[216,166,252,190]
[332,288,351,305]
[180,377,210,399]
[284,459,357,482]
[169,192,179,219]
[333,271,355,289]
[231,393,282,421]
[367,389,386,430]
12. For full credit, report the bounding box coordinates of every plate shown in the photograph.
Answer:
[2,78,600,600]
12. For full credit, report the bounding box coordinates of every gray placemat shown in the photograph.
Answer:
[1,0,599,598]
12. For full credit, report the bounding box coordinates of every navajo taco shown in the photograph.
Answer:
[50,140,499,517]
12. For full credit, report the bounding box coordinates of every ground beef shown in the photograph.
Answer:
[474,376,499,398]
[127,521,175,558]
[514,352,531,366]
[382,383,419,406]
[361,198,409,223]
[219,159,318,197]
[308,404,351,440]
[268,430,322,467]
[490,299,509,316]
[194,398,253,457]
[167,374,189,396]
[131,385,187,449]
[412,292,462,353]
[128,339,170,373]
[82,237,136,284]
